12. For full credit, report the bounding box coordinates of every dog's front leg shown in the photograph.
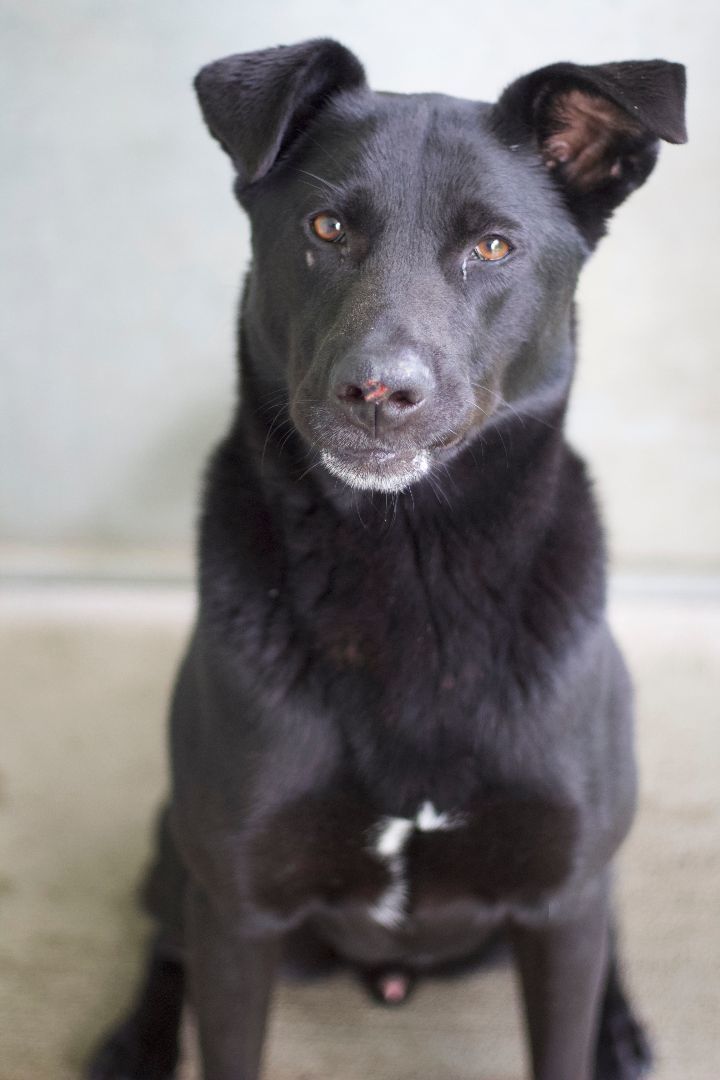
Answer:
[510,886,610,1080]
[187,885,280,1080]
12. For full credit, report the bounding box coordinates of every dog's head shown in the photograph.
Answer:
[195,41,685,492]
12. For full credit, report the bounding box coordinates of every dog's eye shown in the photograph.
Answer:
[471,236,512,262]
[311,213,345,243]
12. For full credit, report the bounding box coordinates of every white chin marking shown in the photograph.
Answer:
[320,449,431,492]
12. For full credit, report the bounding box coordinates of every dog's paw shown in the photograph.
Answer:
[86,1019,179,1080]
[594,992,653,1080]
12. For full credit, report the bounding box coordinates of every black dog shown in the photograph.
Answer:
[89,40,686,1080]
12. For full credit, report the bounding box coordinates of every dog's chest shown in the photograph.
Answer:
[248,491,582,924]
[282,509,560,735]
[249,786,577,925]
[289,512,490,663]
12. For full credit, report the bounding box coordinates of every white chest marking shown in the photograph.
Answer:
[375,816,414,857]
[369,802,463,928]
[416,800,456,832]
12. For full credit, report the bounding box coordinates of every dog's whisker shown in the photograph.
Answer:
[295,458,322,484]
[259,386,290,405]
[475,383,527,428]
[426,472,443,507]
[302,132,347,173]
[438,460,460,497]
[474,384,556,430]
[296,178,332,197]
[496,425,510,468]
[261,409,293,470]
[277,425,297,454]
[294,167,345,196]
[428,470,452,509]
[259,395,291,413]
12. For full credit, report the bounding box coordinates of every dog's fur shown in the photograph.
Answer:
[88,41,686,1080]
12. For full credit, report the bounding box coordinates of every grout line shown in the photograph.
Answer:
[0,582,196,623]
[1,576,720,626]
[0,572,193,588]
[4,572,720,594]
[610,573,720,601]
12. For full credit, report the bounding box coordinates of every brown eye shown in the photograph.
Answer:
[311,213,344,242]
[472,235,512,262]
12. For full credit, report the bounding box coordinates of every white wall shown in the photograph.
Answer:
[2,0,718,574]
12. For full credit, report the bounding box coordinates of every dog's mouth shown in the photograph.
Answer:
[294,395,477,494]
[320,446,432,492]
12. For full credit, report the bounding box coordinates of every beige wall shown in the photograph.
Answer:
[1,0,718,575]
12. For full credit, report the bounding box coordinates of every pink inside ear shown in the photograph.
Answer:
[541,88,643,191]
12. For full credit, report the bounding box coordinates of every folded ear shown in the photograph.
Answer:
[493,59,687,243]
[194,39,366,191]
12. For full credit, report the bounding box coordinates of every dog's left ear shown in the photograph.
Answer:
[493,60,687,243]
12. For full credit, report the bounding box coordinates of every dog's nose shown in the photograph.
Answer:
[331,350,435,436]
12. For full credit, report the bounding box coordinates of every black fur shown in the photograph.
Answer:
[88,39,686,1080]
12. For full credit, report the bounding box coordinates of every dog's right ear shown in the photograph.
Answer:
[194,39,366,191]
